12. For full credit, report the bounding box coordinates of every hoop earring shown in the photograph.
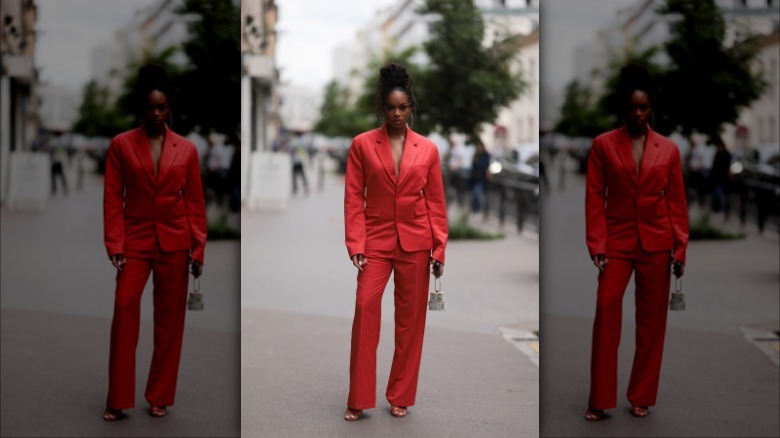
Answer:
[167,113,173,129]
[378,114,385,127]
[650,112,655,128]
[409,112,415,128]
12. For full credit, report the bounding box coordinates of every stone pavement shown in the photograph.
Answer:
[240,161,540,437]
[1,168,240,437]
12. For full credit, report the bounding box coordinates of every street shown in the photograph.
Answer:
[240,158,540,438]
[539,156,780,437]
[0,166,240,438]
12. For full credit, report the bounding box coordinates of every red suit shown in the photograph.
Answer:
[344,126,447,410]
[585,126,688,409]
[103,126,207,410]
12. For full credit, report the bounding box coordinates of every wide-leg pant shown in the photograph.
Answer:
[588,247,672,410]
[106,244,190,410]
[347,243,431,410]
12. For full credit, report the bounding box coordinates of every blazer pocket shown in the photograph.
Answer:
[415,204,427,217]
[365,208,380,218]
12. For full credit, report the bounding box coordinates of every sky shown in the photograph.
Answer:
[36,0,156,90]
[275,0,397,92]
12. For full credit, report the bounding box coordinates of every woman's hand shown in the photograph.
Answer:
[431,259,444,278]
[592,254,608,271]
[351,254,367,272]
[672,259,684,278]
[110,254,126,272]
[191,260,203,278]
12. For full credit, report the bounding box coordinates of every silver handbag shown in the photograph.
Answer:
[428,277,446,311]
[669,277,685,311]
[187,277,204,311]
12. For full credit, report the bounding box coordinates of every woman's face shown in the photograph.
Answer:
[383,89,412,130]
[143,89,170,130]
[627,90,651,132]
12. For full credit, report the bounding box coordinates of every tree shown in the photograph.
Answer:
[175,0,241,137]
[417,0,526,143]
[313,80,371,137]
[554,80,611,138]
[657,0,766,138]
[72,80,131,137]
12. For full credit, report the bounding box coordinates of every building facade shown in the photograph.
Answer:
[1,0,38,204]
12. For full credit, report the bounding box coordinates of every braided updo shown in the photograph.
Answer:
[376,63,416,124]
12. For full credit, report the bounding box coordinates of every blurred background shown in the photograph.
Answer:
[539,1,779,437]
[240,1,541,437]
[1,1,240,436]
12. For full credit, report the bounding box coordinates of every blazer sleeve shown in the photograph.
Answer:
[103,138,125,257]
[344,140,366,258]
[424,146,448,264]
[184,147,208,264]
[666,147,689,264]
[585,137,607,258]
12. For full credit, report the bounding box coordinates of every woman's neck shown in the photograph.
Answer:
[386,124,406,139]
[626,124,648,140]
[145,124,165,139]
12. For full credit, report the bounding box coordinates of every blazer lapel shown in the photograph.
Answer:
[638,127,661,187]
[156,126,179,185]
[397,127,420,188]
[373,127,398,186]
[615,126,638,187]
[132,127,157,185]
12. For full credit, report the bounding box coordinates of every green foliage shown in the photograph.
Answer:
[657,0,766,137]
[71,80,132,137]
[312,80,372,137]
[554,80,611,138]
[207,212,241,240]
[689,213,745,240]
[418,0,526,143]
[175,0,241,137]
[448,213,505,240]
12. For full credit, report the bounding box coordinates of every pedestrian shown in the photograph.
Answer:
[290,134,309,195]
[343,63,447,421]
[469,140,491,213]
[49,135,69,195]
[102,64,207,421]
[709,137,732,214]
[584,65,688,421]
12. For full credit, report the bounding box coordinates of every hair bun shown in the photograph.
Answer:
[138,64,170,86]
[379,63,411,88]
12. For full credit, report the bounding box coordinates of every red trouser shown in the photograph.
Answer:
[588,247,672,409]
[347,243,431,410]
[106,244,190,410]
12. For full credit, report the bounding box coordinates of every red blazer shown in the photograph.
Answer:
[586,126,688,264]
[104,126,207,264]
[344,126,448,263]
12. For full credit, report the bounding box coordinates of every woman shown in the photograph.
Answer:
[584,65,688,421]
[102,64,207,421]
[343,63,447,421]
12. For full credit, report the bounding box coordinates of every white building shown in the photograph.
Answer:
[1,0,38,205]
[37,84,80,132]
[278,84,322,133]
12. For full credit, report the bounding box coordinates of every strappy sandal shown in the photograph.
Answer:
[344,407,362,421]
[390,406,407,418]
[103,408,122,421]
[149,406,167,417]
[584,407,604,421]
[631,406,648,417]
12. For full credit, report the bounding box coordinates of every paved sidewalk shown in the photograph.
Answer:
[1,171,240,437]
[241,165,539,437]
[540,159,779,437]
